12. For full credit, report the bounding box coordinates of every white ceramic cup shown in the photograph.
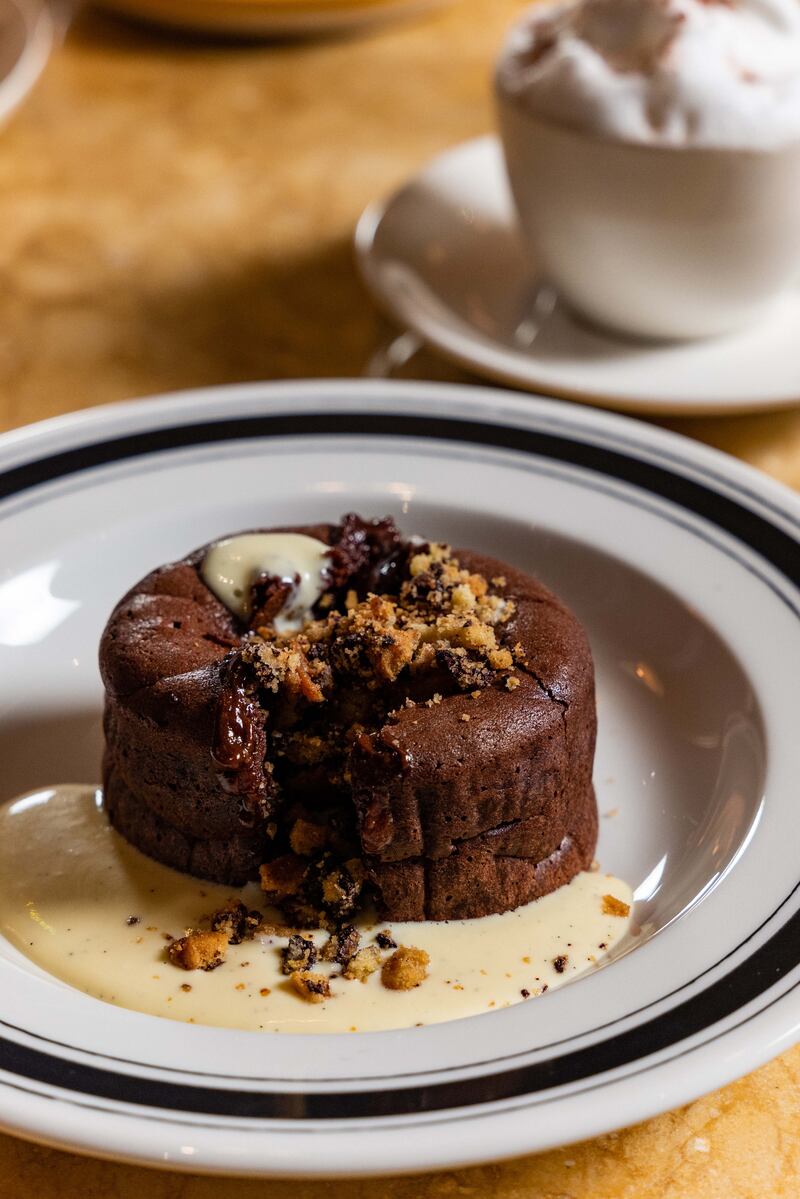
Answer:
[495,86,800,341]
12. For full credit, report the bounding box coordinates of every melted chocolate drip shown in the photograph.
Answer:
[210,515,411,829]
[213,682,258,770]
[212,655,269,824]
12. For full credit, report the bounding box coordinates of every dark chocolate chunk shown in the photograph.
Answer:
[282,935,317,975]
[210,901,262,945]
[320,924,360,965]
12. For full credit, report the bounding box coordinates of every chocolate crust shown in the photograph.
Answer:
[104,764,268,884]
[368,785,598,921]
[103,764,597,913]
[100,524,598,920]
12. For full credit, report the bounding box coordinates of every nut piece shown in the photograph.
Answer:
[167,930,229,972]
[257,921,296,937]
[320,925,360,965]
[282,934,317,975]
[290,971,332,1004]
[289,818,328,857]
[320,861,363,919]
[259,854,308,897]
[210,901,262,945]
[343,946,381,982]
[602,894,631,918]
[381,946,430,991]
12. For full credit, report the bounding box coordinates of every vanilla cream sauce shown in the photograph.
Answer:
[0,786,633,1034]
[201,532,330,631]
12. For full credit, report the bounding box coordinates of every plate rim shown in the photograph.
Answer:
[0,377,799,1176]
[3,377,799,523]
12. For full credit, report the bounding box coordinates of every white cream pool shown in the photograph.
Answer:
[0,786,633,1034]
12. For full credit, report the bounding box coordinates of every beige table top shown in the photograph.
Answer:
[0,2,798,1194]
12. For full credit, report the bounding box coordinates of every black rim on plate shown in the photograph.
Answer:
[1,406,798,1121]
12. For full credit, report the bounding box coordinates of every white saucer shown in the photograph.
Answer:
[0,379,799,1175]
[356,136,800,417]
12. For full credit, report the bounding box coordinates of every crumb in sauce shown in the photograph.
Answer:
[602,894,631,917]
[168,930,228,972]
[382,946,430,990]
[291,971,332,1003]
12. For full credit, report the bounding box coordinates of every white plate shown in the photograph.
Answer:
[96,0,448,38]
[0,379,798,1177]
[356,136,800,416]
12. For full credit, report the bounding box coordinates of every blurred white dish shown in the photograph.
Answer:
[96,0,449,38]
[356,136,800,415]
[0,0,53,126]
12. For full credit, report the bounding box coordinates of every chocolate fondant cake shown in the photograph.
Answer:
[100,516,597,921]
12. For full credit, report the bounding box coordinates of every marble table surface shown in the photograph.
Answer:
[0,1,798,1194]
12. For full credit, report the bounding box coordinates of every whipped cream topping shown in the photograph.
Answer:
[496,0,800,148]
[201,533,330,633]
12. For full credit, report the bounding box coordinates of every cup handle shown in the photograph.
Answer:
[364,330,424,379]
